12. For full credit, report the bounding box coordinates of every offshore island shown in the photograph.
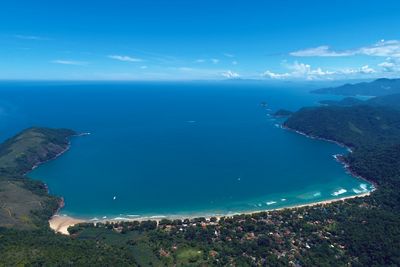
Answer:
[2,80,400,265]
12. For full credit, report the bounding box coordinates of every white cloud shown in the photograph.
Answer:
[221,70,240,79]
[290,46,352,57]
[195,58,221,64]
[223,53,235,58]
[359,65,375,74]
[166,67,239,80]
[51,60,88,66]
[140,65,148,69]
[338,65,376,75]
[291,40,400,58]
[378,61,395,71]
[378,57,400,72]
[263,61,376,80]
[232,60,238,65]
[286,61,334,77]
[211,58,220,64]
[178,67,194,72]
[263,70,291,79]
[14,34,49,40]
[108,55,142,62]
[275,61,334,80]
[358,40,400,57]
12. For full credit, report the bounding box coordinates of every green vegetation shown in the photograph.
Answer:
[285,105,400,149]
[312,78,400,96]
[2,93,400,265]
[273,109,293,117]
[319,93,400,110]
[0,127,75,229]
[0,227,137,266]
[0,127,75,177]
[0,127,144,265]
[319,97,363,107]
[284,102,400,266]
[367,93,400,110]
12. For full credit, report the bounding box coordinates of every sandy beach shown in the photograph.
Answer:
[49,191,371,235]
[218,191,372,219]
[49,215,85,235]
[250,191,371,214]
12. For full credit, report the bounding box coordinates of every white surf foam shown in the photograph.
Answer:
[360,183,368,191]
[113,217,131,220]
[353,183,369,194]
[332,188,347,196]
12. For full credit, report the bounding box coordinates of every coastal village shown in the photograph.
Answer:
[67,195,373,265]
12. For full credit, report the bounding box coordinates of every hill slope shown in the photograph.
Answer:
[0,127,75,229]
[312,78,400,96]
[284,105,400,148]
[319,93,400,111]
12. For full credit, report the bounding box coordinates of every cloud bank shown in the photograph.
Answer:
[263,61,376,80]
[291,40,400,58]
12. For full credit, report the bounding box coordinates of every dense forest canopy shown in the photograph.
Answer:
[312,78,400,96]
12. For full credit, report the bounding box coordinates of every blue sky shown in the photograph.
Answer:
[1,0,400,80]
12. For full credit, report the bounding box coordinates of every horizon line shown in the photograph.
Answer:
[0,78,380,83]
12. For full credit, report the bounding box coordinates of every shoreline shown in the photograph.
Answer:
[49,191,371,235]
[24,143,71,176]
[21,131,89,234]
[47,124,377,235]
[24,132,91,177]
[47,126,377,235]
[243,191,371,215]
[49,215,85,235]
[282,124,378,190]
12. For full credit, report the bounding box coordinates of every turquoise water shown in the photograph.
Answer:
[0,81,373,219]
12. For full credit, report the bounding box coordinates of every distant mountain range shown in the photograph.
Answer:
[312,78,400,96]
[319,97,364,107]
[319,93,400,111]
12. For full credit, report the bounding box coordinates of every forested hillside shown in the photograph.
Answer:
[0,127,75,229]
[312,78,400,96]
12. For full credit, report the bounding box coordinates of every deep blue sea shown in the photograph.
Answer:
[0,81,373,219]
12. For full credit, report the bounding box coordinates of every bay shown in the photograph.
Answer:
[0,81,373,219]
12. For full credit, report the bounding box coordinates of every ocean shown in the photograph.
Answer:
[0,81,373,219]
